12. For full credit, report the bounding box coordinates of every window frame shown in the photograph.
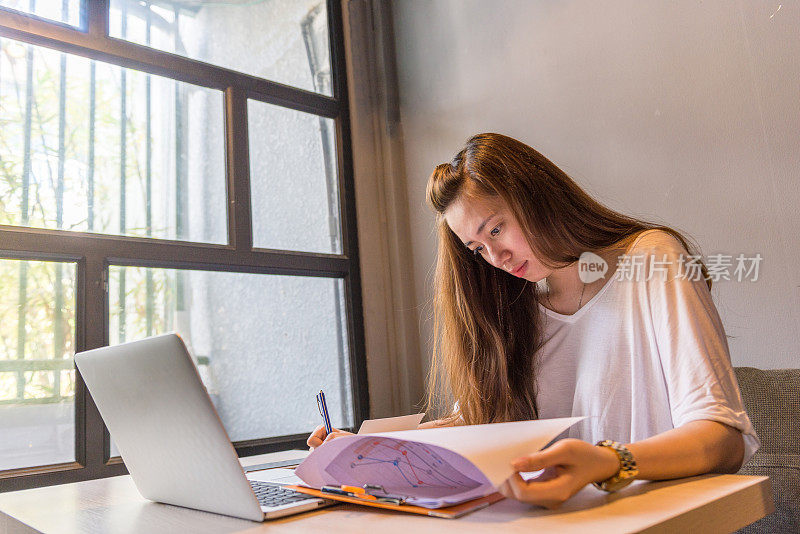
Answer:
[0,0,368,491]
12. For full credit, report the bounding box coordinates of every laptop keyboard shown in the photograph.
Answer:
[250,480,312,508]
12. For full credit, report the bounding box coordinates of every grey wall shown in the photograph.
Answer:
[391,0,799,371]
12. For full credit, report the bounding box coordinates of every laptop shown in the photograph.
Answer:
[74,333,335,521]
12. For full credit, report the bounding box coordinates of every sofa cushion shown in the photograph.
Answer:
[734,367,800,533]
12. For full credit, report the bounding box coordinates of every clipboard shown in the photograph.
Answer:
[286,485,504,519]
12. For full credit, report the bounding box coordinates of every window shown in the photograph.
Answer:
[0,1,367,491]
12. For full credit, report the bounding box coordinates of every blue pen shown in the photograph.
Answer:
[316,390,332,435]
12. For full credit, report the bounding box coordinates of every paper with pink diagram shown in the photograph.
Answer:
[295,417,583,508]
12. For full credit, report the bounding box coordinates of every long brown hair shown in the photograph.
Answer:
[426,133,708,425]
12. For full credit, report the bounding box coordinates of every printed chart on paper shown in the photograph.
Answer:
[325,437,483,499]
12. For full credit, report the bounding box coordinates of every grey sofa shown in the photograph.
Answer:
[734,367,800,533]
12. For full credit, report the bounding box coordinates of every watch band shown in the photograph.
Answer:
[592,440,639,492]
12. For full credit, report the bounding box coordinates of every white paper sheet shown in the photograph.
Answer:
[357,413,425,434]
[295,417,583,508]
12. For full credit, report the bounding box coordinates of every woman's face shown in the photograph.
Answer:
[444,194,552,283]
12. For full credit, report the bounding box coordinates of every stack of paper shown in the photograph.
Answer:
[296,417,582,508]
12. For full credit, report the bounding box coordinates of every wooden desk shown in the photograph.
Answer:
[0,451,773,534]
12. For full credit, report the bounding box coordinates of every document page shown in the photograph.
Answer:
[357,413,425,434]
[296,417,583,508]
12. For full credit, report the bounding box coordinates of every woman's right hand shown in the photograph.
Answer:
[307,425,353,449]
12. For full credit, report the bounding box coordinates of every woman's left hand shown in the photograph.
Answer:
[499,438,620,509]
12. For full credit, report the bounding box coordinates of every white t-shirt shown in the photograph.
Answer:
[535,230,759,464]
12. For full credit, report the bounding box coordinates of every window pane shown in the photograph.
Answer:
[0,0,81,27]
[109,0,332,96]
[249,100,341,253]
[0,259,76,471]
[108,266,353,443]
[0,37,227,244]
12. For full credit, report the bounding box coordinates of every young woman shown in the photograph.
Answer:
[308,133,758,509]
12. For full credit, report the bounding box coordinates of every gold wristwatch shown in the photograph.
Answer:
[593,440,639,492]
